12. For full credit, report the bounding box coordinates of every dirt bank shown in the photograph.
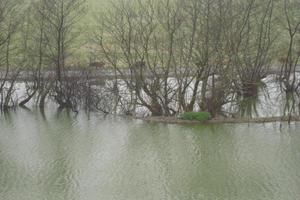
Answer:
[140,116,300,125]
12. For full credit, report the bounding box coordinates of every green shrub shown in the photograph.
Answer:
[179,112,212,121]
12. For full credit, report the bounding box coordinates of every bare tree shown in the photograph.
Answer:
[36,0,86,110]
[279,0,300,92]
[0,0,22,111]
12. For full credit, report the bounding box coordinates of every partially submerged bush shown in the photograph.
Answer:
[179,112,212,121]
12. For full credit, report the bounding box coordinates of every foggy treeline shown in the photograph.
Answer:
[0,0,300,118]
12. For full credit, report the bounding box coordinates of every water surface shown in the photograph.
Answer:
[0,109,300,200]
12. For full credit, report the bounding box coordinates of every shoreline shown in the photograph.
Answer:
[139,116,300,125]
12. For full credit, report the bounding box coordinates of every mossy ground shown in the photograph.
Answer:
[179,112,212,122]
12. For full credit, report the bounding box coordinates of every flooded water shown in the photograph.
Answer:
[0,109,300,200]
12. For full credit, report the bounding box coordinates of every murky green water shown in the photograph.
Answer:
[0,109,300,200]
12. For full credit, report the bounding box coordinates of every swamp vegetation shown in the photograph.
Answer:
[0,0,300,120]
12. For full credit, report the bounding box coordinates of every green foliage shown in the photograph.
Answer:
[179,112,212,121]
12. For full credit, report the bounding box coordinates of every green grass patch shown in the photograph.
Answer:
[179,112,212,121]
